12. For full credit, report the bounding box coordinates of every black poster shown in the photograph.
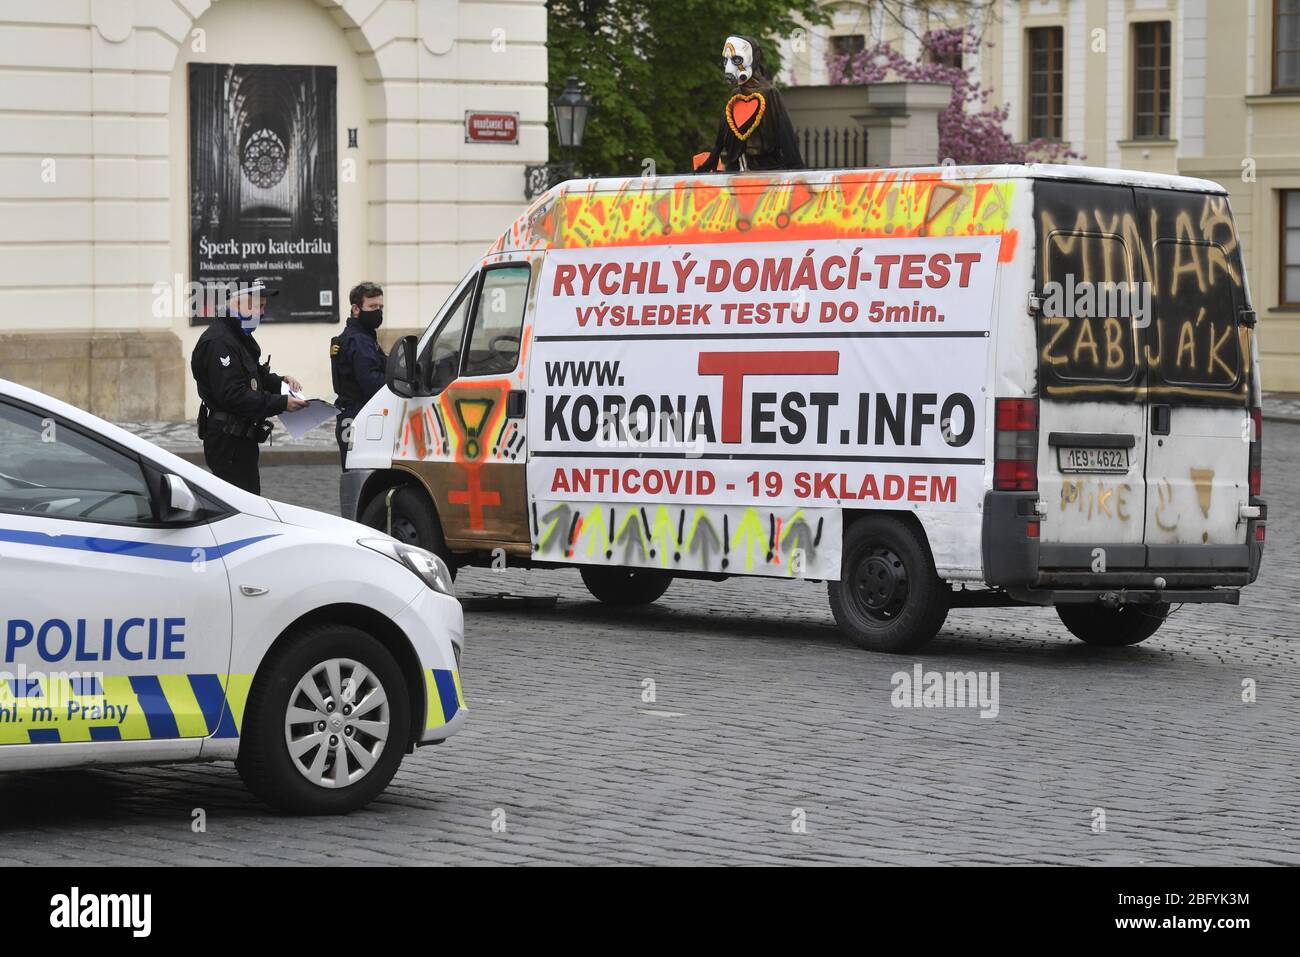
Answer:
[188,63,338,323]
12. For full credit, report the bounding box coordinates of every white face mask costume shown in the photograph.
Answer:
[723,36,754,85]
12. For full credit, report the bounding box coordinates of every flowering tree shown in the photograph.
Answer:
[827,27,1080,165]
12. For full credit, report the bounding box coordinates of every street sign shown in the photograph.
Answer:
[465,111,519,144]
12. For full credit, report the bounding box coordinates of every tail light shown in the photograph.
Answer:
[993,398,1039,491]
[1249,407,1262,497]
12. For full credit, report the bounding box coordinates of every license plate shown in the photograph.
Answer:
[1058,446,1129,473]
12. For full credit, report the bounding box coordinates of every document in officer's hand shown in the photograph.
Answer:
[278,383,337,438]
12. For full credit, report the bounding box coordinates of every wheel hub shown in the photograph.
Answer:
[389,516,420,545]
[852,547,908,620]
[284,657,390,789]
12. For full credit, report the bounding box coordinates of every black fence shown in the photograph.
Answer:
[799,126,868,169]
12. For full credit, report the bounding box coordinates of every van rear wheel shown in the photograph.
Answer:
[360,485,456,580]
[829,516,949,653]
[580,565,672,605]
[1056,602,1169,647]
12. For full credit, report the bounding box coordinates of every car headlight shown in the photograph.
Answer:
[359,538,456,597]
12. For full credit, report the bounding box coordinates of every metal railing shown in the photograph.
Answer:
[800,127,868,169]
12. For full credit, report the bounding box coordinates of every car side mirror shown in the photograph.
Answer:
[386,335,421,398]
[161,474,201,523]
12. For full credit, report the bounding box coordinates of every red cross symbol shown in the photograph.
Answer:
[448,466,500,530]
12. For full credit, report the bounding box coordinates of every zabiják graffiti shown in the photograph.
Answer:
[1036,181,1251,406]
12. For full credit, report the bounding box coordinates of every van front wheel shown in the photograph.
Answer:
[1056,602,1169,646]
[829,517,949,653]
[580,566,672,605]
[359,485,456,580]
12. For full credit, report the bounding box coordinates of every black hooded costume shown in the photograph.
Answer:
[694,35,804,173]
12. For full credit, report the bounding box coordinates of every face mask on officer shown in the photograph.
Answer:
[358,306,383,330]
[231,292,265,334]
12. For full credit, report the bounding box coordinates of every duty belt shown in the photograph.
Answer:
[207,409,272,443]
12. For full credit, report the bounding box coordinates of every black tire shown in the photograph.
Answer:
[580,565,672,605]
[828,516,950,653]
[359,484,457,579]
[237,623,411,815]
[1056,602,1169,647]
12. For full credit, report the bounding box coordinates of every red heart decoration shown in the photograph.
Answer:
[726,92,767,141]
[732,97,759,127]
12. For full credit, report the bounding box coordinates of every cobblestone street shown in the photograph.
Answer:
[2,426,1297,866]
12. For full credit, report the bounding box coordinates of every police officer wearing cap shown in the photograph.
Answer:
[190,277,306,494]
[331,281,388,470]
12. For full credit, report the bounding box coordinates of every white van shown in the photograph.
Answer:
[0,379,464,813]
[343,164,1265,653]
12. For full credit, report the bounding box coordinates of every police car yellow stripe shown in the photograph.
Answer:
[0,673,253,745]
[425,668,465,730]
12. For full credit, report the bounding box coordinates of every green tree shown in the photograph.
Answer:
[545,0,828,177]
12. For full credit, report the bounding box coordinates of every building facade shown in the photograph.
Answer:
[0,0,548,418]
[781,0,1300,392]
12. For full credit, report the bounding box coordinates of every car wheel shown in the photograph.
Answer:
[360,485,456,579]
[1056,602,1169,647]
[237,623,411,815]
[579,565,672,605]
[828,516,950,653]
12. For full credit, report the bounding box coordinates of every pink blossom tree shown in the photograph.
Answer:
[828,27,1081,165]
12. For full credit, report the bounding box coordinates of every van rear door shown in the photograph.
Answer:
[1134,188,1251,567]
[1034,180,1148,574]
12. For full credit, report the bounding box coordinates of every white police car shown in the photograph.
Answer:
[0,378,465,814]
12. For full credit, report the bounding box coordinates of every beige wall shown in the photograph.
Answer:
[783,0,1300,392]
[168,0,372,415]
[0,0,548,418]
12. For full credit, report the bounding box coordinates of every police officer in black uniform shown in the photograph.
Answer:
[191,277,306,494]
[331,281,388,469]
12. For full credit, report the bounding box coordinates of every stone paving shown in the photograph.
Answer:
[1,428,1297,865]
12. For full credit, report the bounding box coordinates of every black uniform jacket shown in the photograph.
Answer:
[334,317,388,420]
[190,316,288,422]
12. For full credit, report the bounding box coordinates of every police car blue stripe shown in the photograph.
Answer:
[7,678,42,699]
[28,729,60,743]
[0,528,279,563]
[432,669,459,721]
[70,675,102,696]
[128,675,180,739]
[89,726,121,742]
[188,673,238,738]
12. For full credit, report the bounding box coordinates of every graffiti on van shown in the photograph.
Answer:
[493,168,1020,259]
[1035,182,1251,405]
[531,500,841,579]
[393,381,530,543]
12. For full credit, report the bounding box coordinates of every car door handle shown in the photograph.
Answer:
[1150,404,1172,436]
[506,390,526,418]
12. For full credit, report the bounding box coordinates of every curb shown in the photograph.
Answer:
[174,449,339,466]
[1263,413,1300,426]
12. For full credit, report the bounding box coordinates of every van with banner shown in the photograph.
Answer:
[342,164,1265,653]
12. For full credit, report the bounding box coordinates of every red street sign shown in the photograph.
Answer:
[465,111,519,144]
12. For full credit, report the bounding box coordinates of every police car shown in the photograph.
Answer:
[0,378,464,814]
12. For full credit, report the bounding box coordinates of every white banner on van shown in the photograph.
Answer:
[527,235,999,511]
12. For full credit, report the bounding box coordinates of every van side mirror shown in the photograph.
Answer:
[386,335,421,398]
[161,474,201,523]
